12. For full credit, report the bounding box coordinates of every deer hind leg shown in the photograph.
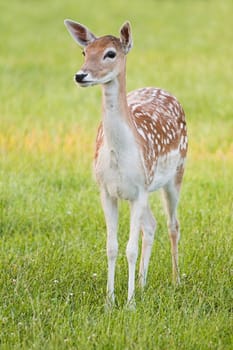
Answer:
[139,206,156,288]
[162,174,183,285]
[101,189,118,306]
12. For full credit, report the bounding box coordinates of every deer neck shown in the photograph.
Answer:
[101,67,134,153]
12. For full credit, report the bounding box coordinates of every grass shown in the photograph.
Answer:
[0,0,233,349]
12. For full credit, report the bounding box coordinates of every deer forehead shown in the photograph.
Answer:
[85,35,123,56]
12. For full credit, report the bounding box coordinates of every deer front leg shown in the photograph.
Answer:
[126,194,148,306]
[101,189,118,307]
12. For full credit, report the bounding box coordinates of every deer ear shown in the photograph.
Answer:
[64,19,97,47]
[120,21,133,54]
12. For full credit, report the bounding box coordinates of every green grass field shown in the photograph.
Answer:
[0,0,233,349]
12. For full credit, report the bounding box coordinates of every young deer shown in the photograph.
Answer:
[64,20,188,306]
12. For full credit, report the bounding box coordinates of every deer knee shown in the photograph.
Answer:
[126,242,138,264]
[143,230,155,246]
[107,242,118,261]
[148,215,156,233]
[142,211,156,245]
[168,219,180,241]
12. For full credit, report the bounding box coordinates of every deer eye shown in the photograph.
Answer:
[103,50,116,60]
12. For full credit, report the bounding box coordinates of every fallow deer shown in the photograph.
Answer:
[64,19,188,307]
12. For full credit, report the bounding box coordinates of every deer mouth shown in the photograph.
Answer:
[74,73,115,87]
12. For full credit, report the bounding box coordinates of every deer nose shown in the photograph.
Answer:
[75,73,88,83]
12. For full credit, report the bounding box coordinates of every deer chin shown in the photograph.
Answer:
[88,71,118,86]
[78,77,115,87]
[100,73,118,85]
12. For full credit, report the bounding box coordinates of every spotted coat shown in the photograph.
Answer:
[95,87,188,185]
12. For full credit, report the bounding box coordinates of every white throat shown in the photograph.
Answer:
[102,77,132,152]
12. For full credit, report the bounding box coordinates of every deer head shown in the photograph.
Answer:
[64,20,133,87]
